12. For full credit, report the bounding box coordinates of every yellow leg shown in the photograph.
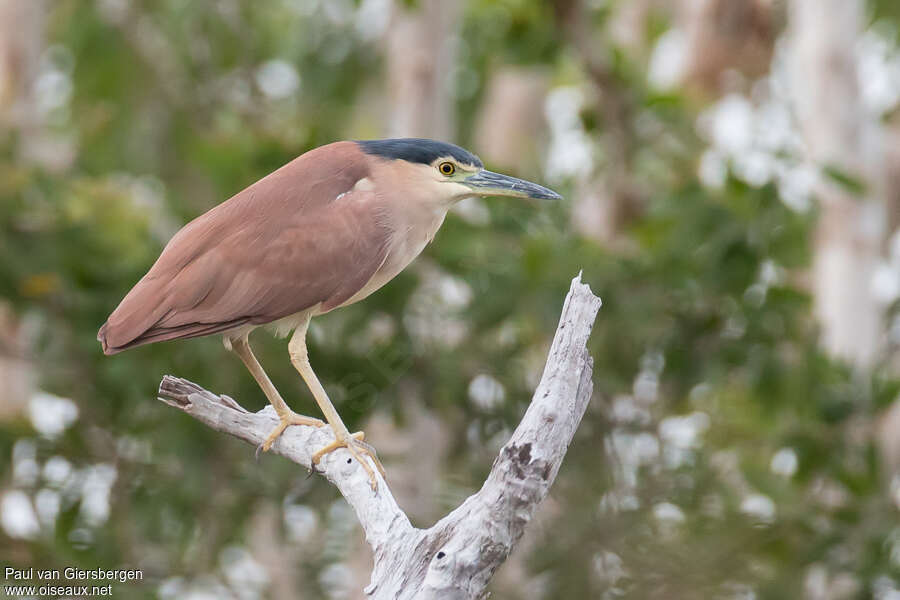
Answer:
[229,336,325,456]
[288,316,385,490]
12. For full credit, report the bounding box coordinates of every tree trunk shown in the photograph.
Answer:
[384,0,461,140]
[678,0,774,96]
[0,0,42,420]
[473,66,550,172]
[788,0,886,368]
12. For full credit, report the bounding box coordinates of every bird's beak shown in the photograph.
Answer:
[463,170,562,200]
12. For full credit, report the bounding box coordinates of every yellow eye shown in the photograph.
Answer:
[438,162,456,176]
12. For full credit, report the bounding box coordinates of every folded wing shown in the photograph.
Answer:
[98,142,390,354]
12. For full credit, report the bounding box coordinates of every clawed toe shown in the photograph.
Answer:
[256,413,385,491]
[311,430,384,490]
[257,411,325,459]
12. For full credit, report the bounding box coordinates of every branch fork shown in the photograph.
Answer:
[158,274,602,599]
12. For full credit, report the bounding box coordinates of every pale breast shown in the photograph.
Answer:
[331,206,447,311]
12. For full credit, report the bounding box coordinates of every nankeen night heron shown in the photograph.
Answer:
[98,138,561,489]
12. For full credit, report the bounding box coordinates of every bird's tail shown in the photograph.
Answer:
[98,317,250,354]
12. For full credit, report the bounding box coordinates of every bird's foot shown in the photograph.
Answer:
[311,430,385,491]
[256,411,325,460]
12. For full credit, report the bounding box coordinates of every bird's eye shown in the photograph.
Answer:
[438,162,456,176]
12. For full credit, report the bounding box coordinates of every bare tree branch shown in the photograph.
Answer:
[158,273,602,599]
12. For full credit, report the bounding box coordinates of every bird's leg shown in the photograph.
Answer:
[288,318,385,491]
[229,336,325,457]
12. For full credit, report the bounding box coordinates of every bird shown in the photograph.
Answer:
[98,138,561,490]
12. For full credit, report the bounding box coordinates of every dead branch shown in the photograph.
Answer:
[158,273,601,599]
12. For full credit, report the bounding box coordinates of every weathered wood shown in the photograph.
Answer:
[158,273,601,599]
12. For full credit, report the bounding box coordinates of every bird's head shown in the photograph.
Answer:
[356,138,561,206]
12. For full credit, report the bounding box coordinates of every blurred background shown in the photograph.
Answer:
[2,0,900,598]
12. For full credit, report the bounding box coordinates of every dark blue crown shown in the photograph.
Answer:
[357,138,483,168]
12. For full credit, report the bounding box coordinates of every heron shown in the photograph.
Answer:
[98,138,561,490]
